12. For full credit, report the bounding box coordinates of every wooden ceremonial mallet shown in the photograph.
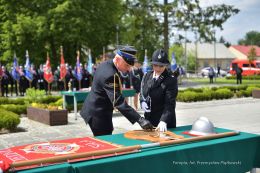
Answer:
[10,131,239,169]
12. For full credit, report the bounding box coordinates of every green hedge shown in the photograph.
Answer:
[226,75,260,80]
[177,85,259,102]
[0,108,20,130]
[0,104,27,115]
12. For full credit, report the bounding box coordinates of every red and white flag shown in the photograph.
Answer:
[44,53,54,83]
[60,46,66,80]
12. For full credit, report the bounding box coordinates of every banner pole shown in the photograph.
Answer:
[10,131,239,169]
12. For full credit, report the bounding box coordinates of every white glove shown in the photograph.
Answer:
[156,121,167,132]
[141,102,151,112]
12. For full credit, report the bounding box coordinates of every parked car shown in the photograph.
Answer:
[200,67,227,77]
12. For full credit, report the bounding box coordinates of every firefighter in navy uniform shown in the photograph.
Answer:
[1,66,9,97]
[80,45,153,136]
[140,49,178,132]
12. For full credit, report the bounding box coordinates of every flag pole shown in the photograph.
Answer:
[77,50,81,90]
[10,131,239,169]
[48,82,51,95]
[0,79,2,96]
[17,80,20,95]
[63,78,66,91]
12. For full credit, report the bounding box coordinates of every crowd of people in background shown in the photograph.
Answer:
[0,59,145,100]
[0,63,93,97]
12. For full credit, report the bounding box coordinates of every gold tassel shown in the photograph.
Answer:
[113,73,122,108]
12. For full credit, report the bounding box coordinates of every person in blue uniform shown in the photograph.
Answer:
[140,49,178,132]
[80,45,153,136]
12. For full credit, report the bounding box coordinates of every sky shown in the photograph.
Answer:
[199,0,260,44]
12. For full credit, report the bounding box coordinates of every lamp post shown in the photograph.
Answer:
[116,25,119,47]
[214,30,217,82]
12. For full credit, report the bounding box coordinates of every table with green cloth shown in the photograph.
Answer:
[17,125,260,173]
[60,89,136,120]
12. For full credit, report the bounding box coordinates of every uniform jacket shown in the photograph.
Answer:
[140,70,178,128]
[80,59,140,132]
[130,68,143,93]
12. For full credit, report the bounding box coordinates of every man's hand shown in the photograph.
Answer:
[141,102,151,112]
[137,117,153,130]
[156,121,167,132]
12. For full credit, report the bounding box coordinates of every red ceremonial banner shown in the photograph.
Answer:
[60,47,66,80]
[43,55,54,83]
[0,137,120,172]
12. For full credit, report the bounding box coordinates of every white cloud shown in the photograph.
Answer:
[199,0,260,44]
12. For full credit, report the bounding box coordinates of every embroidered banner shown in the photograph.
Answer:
[0,137,120,172]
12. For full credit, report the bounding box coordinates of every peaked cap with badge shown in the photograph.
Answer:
[151,49,170,66]
[116,45,137,66]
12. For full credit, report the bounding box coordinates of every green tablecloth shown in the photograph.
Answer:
[17,126,260,173]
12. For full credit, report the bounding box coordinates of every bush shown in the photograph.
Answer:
[26,88,46,103]
[177,91,197,102]
[39,95,62,104]
[0,109,20,130]
[0,104,27,115]
[8,98,27,105]
[214,88,234,99]
[0,97,9,105]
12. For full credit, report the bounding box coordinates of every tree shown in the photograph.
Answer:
[120,0,162,62]
[219,36,231,47]
[238,31,260,46]
[122,0,239,58]
[248,47,256,68]
[0,0,121,67]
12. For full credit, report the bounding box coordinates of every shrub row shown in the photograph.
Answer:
[177,85,260,102]
[0,108,20,130]
[226,75,260,80]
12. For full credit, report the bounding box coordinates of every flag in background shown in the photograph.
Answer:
[44,53,54,83]
[75,50,82,81]
[171,52,177,71]
[24,50,33,81]
[87,49,93,74]
[11,53,20,81]
[60,46,67,80]
[142,49,149,73]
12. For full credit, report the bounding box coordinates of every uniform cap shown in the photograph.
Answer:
[151,49,170,66]
[116,45,137,66]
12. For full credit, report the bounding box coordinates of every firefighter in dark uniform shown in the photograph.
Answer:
[19,66,27,96]
[9,67,18,96]
[80,45,153,136]
[81,64,92,88]
[1,66,9,97]
[140,49,178,132]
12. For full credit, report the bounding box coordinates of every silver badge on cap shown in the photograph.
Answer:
[158,54,161,59]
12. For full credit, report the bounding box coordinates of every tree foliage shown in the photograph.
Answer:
[238,31,260,46]
[0,0,121,67]
[0,0,239,68]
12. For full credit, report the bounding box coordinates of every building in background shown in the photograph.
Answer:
[185,43,235,71]
[229,45,260,60]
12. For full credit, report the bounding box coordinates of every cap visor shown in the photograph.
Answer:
[151,61,169,66]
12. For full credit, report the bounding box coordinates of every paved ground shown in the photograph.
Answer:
[1,97,260,149]
[0,80,260,172]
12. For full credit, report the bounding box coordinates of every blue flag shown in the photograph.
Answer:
[75,51,82,81]
[24,50,33,81]
[12,54,20,81]
[171,52,177,71]
[87,49,93,74]
[142,49,149,73]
